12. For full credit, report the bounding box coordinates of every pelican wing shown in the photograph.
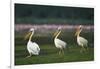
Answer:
[32,42,40,51]
[55,38,67,48]
[78,36,88,46]
[27,41,40,55]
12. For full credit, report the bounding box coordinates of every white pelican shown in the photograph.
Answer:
[75,25,88,53]
[25,28,40,58]
[54,27,67,55]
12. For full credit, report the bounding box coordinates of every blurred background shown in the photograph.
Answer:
[15,4,94,25]
[15,3,94,65]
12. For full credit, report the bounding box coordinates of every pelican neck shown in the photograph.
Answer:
[29,32,34,41]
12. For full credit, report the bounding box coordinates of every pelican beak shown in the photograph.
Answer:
[53,30,58,37]
[24,32,32,40]
[75,28,79,36]
[75,31,78,36]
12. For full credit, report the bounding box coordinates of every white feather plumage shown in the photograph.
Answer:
[25,28,40,58]
[54,38,66,49]
[77,36,88,46]
[27,41,40,55]
[75,25,88,53]
[54,27,67,55]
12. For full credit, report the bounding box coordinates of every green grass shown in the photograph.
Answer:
[15,44,94,65]
[15,31,94,65]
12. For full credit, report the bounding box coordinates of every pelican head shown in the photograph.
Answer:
[53,27,61,37]
[24,28,35,40]
[75,25,83,36]
[58,27,62,30]
[78,25,82,30]
[29,28,34,32]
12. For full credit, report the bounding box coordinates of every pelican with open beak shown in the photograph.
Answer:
[75,25,88,53]
[53,27,67,55]
[24,28,40,58]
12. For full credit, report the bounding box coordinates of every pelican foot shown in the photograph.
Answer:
[25,54,32,58]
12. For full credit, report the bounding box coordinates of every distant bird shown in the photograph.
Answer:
[24,28,40,58]
[53,27,67,55]
[75,25,88,53]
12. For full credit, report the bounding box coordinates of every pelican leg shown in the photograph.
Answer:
[85,46,88,51]
[59,49,61,55]
[80,48,83,53]
[80,44,86,53]
[86,44,89,51]
[61,49,64,55]
[26,53,32,58]
[82,46,86,52]
[80,46,86,53]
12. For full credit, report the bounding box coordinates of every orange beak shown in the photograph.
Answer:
[75,27,80,36]
[24,32,32,40]
[53,30,58,37]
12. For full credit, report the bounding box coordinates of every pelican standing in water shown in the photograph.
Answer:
[25,28,40,58]
[75,25,88,53]
[53,27,67,55]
